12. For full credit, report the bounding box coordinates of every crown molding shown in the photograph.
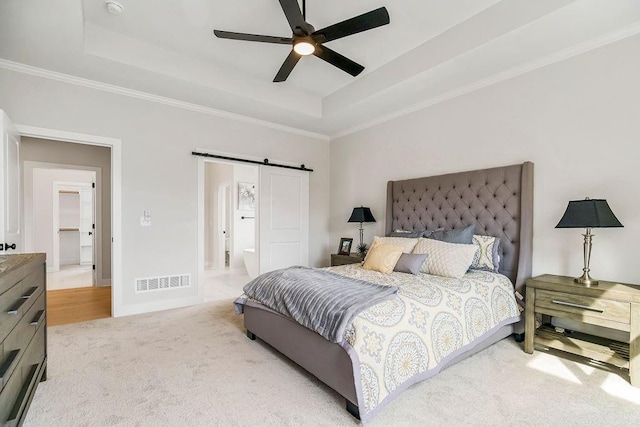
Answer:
[329,21,640,141]
[0,58,330,141]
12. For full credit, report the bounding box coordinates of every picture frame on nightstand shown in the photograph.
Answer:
[337,238,353,255]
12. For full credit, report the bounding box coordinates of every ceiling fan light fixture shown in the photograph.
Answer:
[293,39,315,56]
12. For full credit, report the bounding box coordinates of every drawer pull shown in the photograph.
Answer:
[6,297,27,315]
[7,364,39,424]
[0,349,20,383]
[31,310,46,327]
[551,299,605,313]
[22,286,38,299]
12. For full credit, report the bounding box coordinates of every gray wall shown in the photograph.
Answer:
[21,137,112,280]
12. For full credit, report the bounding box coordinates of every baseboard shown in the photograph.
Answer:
[113,295,202,317]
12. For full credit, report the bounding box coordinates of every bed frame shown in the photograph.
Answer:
[243,162,534,420]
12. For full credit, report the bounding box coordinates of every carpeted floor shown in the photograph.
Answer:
[25,299,640,426]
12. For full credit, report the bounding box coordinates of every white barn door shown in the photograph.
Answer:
[258,166,309,274]
[0,110,21,254]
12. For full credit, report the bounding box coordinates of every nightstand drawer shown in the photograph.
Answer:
[330,254,362,266]
[536,289,630,325]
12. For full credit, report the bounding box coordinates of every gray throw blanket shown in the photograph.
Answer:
[235,266,398,343]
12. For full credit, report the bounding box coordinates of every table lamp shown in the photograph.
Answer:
[555,197,623,286]
[348,206,376,255]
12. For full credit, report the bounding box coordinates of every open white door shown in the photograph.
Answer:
[79,186,95,270]
[258,166,309,274]
[0,110,21,254]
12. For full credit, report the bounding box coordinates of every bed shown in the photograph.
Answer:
[238,162,534,421]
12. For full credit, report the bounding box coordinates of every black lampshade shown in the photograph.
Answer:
[556,199,623,229]
[348,206,376,223]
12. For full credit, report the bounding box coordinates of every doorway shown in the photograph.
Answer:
[203,160,257,301]
[50,179,96,289]
[22,139,112,325]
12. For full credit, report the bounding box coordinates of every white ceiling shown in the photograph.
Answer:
[1,0,640,139]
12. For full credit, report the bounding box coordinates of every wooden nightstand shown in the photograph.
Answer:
[330,253,363,266]
[525,274,640,386]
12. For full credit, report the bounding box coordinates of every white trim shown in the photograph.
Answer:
[197,158,205,305]
[0,59,329,142]
[16,125,123,317]
[116,295,203,317]
[330,21,640,140]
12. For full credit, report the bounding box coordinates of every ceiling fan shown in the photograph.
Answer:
[213,0,390,82]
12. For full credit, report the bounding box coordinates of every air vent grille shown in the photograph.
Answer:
[135,274,191,293]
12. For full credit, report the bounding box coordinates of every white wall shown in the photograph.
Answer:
[330,34,640,285]
[31,168,94,270]
[0,68,330,316]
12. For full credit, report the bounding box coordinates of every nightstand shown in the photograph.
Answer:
[330,253,363,266]
[525,274,640,387]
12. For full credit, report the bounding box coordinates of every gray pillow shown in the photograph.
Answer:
[393,253,428,275]
[389,230,424,238]
[429,224,475,244]
[422,227,444,238]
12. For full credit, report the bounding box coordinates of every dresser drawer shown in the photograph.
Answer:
[0,356,24,426]
[535,289,630,325]
[0,324,46,427]
[0,292,45,392]
[0,268,45,343]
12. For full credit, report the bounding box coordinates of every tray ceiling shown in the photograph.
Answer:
[1,0,640,139]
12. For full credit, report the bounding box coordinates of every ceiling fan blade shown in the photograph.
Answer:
[273,50,301,82]
[279,0,306,32]
[312,7,390,43]
[214,30,292,44]
[313,46,364,77]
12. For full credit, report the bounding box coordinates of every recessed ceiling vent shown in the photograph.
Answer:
[135,274,191,293]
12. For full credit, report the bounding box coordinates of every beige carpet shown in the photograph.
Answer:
[25,299,640,426]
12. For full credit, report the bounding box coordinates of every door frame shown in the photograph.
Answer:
[15,125,122,316]
[52,180,95,276]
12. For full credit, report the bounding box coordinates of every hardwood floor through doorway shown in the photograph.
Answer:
[47,286,112,326]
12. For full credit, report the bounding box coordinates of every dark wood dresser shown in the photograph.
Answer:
[0,254,47,426]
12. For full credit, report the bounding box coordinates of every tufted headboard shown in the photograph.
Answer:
[385,162,534,293]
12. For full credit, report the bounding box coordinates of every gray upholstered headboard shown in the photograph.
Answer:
[385,162,534,293]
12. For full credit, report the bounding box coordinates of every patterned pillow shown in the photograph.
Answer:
[393,253,428,275]
[470,235,501,272]
[412,238,477,278]
[429,224,475,244]
[362,243,404,274]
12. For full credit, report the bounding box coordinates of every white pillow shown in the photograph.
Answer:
[412,238,477,279]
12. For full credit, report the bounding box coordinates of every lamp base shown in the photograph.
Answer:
[574,271,598,286]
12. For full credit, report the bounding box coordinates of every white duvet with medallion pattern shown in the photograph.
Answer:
[326,264,519,418]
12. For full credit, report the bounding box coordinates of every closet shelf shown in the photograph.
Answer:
[59,228,80,232]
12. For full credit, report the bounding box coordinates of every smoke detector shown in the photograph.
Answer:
[106,1,124,15]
